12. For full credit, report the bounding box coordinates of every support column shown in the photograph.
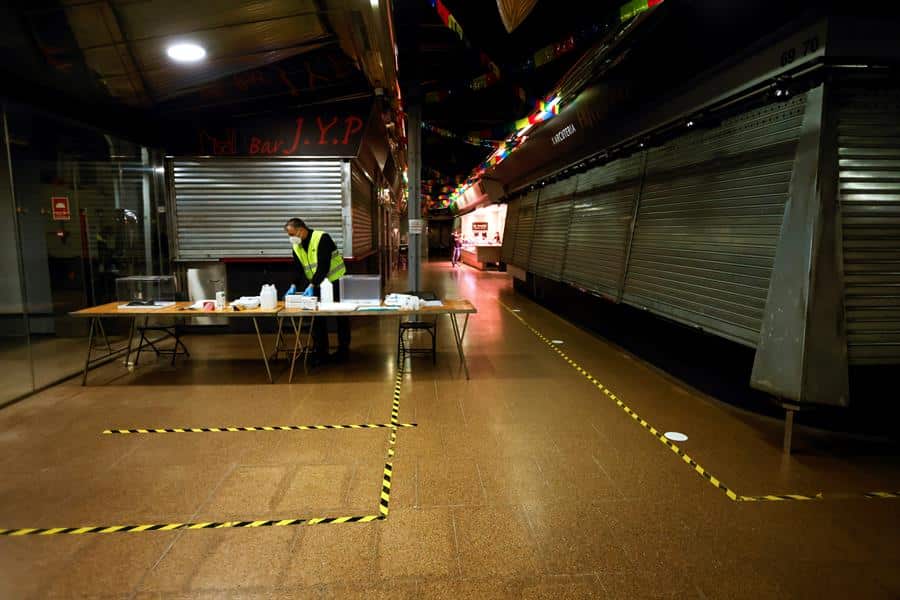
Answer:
[751,84,849,407]
[407,102,422,293]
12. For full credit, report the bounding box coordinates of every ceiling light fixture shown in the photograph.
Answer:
[167,42,206,63]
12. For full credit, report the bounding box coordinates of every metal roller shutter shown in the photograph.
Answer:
[173,158,344,259]
[564,187,637,298]
[351,167,374,258]
[562,156,643,298]
[623,96,807,347]
[529,184,574,280]
[838,87,900,365]
[512,191,538,268]
[501,198,520,264]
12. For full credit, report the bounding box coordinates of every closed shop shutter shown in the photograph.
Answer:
[562,155,643,298]
[511,191,538,268]
[528,191,573,280]
[622,94,807,347]
[838,86,900,364]
[172,158,344,259]
[501,198,520,264]
[351,166,374,258]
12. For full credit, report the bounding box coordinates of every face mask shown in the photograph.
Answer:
[289,236,303,246]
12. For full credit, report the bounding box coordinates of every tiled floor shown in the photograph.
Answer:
[1,262,899,598]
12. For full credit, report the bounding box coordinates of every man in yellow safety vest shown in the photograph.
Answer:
[284,218,349,365]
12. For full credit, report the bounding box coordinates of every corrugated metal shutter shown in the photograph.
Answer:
[173,158,344,259]
[562,156,643,298]
[838,87,900,365]
[622,95,807,347]
[501,198,520,264]
[351,167,374,258]
[512,191,538,268]
[529,185,574,280]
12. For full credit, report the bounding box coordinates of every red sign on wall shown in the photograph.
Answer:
[472,222,489,231]
[51,197,71,221]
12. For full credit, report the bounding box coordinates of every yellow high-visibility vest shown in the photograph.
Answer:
[293,230,346,283]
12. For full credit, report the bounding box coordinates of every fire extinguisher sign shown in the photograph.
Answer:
[51,197,71,221]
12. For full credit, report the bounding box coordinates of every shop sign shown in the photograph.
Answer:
[51,197,71,221]
[472,222,489,231]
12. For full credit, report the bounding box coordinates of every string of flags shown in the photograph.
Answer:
[443,0,666,211]
[428,0,502,79]
[421,122,501,148]
[424,23,607,104]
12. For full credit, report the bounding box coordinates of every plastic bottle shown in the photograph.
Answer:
[320,279,334,304]
[260,284,277,310]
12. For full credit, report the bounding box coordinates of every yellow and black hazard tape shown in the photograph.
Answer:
[391,370,402,426]
[741,494,822,502]
[0,514,385,537]
[380,462,393,517]
[499,302,882,503]
[103,423,417,435]
[387,426,398,459]
[3,367,411,538]
[865,491,900,499]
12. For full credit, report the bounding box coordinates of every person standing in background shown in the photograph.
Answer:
[451,230,462,267]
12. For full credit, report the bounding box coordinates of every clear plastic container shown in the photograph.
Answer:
[339,275,382,306]
[116,275,177,304]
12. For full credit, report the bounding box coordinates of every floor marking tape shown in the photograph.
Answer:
[3,370,413,538]
[0,515,385,536]
[500,302,896,503]
[103,423,417,435]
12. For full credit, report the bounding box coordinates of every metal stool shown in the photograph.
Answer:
[397,318,437,369]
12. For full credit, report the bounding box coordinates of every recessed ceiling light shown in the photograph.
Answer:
[167,43,206,63]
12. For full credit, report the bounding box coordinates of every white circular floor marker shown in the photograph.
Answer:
[664,431,688,442]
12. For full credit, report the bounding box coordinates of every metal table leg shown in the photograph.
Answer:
[288,316,302,383]
[97,319,112,353]
[449,313,470,380]
[252,316,274,383]
[81,317,97,386]
[123,317,137,370]
[303,315,314,375]
[460,313,470,344]
[271,316,285,361]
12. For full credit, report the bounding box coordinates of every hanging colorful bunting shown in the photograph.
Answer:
[428,0,502,78]
[425,0,664,105]
[443,0,667,211]
[422,122,502,148]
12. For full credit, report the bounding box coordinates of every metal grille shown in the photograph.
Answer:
[172,158,344,259]
[501,198,520,264]
[563,186,637,298]
[529,194,573,280]
[623,97,806,347]
[511,191,538,268]
[838,87,900,364]
[561,156,643,298]
[351,167,374,258]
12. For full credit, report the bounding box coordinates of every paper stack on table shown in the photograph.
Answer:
[317,302,358,312]
[117,301,176,310]
[285,295,317,310]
